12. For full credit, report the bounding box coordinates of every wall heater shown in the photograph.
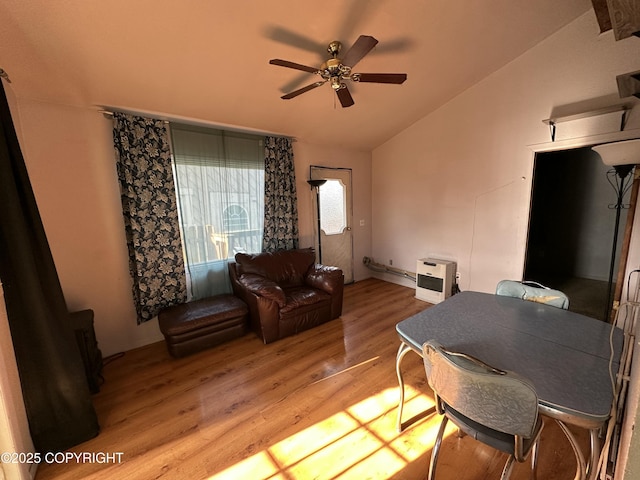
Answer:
[416,258,456,304]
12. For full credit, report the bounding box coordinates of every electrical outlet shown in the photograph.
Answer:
[456,272,461,282]
[389,259,393,266]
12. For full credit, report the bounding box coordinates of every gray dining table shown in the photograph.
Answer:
[395,290,624,480]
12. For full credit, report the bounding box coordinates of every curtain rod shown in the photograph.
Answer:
[99,109,168,125]
[98,107,295,140]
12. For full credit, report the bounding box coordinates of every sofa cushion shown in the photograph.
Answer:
[238,273,287,308]
[157,294,248,357]
[158,294,247,336]
[280,286,331,314]
[235,248,315,287]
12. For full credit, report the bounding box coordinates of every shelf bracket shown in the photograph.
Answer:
[548,121,557,142]
[621,108,630,131]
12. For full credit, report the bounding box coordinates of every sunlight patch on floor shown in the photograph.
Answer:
[208,385,447,479]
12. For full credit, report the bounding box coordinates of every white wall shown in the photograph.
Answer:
[372,11,640,293]
[371,10,640,479]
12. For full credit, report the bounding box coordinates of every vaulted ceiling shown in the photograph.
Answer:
[0,0,594,151]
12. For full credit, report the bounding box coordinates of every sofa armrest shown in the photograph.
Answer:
[238,274,287,308]
[306,265,344,320]
[305,265,343,294]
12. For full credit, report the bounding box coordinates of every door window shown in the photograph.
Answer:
[319,179,347,235]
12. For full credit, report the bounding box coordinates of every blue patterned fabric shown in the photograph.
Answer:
[423,340,539,438]
[113,113,187,323]
[263,136,299,252]
[496,280,569,309]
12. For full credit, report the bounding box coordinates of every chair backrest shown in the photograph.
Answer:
[234,248,316,287]
[423,340,539,438]
[496,280,569,310]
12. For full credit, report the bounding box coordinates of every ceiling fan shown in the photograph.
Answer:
[269,35,407,108]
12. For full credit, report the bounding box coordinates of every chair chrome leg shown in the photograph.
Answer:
[396,342,413,432]
[556,420,586,480]
[530,439,540,480]
[586,428,600,480]
[500,456,516,480]
[428,416,448,480]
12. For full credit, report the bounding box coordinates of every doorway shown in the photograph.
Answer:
[310,166,354,284]
[524,146,631,320]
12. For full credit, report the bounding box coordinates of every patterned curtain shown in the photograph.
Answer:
[263,136,299,252]
[112,113,187,323]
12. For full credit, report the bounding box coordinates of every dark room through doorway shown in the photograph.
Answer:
[524,146,631,321]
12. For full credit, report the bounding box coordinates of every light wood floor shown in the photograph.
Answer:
[36,278,590,480]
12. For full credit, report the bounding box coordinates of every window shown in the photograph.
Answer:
[223,205,249,232]
[319,179,347,235]
[170,124,264,299]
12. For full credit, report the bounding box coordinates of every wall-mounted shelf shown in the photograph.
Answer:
[542,105,630,142]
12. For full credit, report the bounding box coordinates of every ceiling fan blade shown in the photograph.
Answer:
[280,71,317,95]
[281,81,326,99]
[336,86,355,108]
[263,26,326,55]
[354,73,407,84]
[336,0,380,43]
[374,37,415,54]
[341,35,378,67]
[269,59,319,74]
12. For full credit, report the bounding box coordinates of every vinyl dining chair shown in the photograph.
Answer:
[496,281,590,478]
[496,280,569,310]
[422,340,544,480]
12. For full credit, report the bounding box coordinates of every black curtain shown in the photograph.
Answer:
[0,81,99,451]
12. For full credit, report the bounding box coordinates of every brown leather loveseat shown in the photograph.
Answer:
[228,248,344,344]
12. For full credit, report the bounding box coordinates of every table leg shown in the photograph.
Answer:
[396,341,414,432]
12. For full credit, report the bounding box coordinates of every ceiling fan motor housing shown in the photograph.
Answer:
[327,40,342,56]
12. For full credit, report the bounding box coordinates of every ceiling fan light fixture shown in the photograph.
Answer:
[322,58,342,75]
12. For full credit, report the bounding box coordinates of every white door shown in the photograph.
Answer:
[310,166,354,284]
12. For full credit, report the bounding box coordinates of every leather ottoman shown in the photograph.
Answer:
[158,294,248,358]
